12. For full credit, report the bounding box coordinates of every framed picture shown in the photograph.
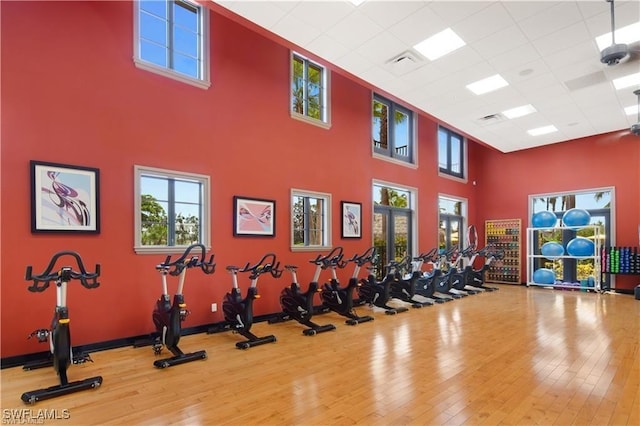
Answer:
[341,201,362,239]
[233,196,275,237]
[30,160,100,233]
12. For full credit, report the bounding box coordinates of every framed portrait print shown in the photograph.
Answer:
[233,196,275,237]
[341,201,361,239]
[31,161,100,233]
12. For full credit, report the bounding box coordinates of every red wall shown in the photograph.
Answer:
[475,131,639,289]
[0,1,479,358]
[2,2,635,359]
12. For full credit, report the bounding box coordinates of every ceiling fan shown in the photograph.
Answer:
[631,89,640,136]
[600,0,639,66]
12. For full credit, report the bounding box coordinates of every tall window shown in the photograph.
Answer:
[438,126,465,179]
[291,53,329,124]
[291,190,331,249]
[134,165,210,254]
[134,0,210,88]
[372,95,413,163]
[373,183,415,279]
[439,195,466,253]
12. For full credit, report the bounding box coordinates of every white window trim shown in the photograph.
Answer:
[372,179,418,257]
[134,165,211,254]
[290,188,332,251]
[437,193,468,246]
[133,0,211,90]
[290,51,331,129]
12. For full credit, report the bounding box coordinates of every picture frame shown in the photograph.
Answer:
[233,196,275,237]
[341,201,362,239]
[30,160,100,233]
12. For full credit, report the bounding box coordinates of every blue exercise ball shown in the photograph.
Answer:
[541,241,564,259]
[532,211,557,228]
[562,208,591,228]
[566,237,594,257]
[533,268,556,284]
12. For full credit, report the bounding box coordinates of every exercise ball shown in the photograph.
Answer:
[532,211,557,228]
[541,241,564,259]
[566,237,594,257]
[533,268,556,284]
[562,208,590,228]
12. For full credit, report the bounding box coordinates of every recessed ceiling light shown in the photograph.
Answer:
[624,105,639,116]
[612,72,640,90]
[595,22,640,51]
[527,125,558,136]
[413,28,466,61]
[502,104,537,119]
[466,74,509,95]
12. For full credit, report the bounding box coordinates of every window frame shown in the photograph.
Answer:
[290,52,331,129]
[290,188,332,251]
[438,194,468,252]
[134,165,210,254]
[133,0,211,89]
[372,94,415,165]
[438,126,466,181]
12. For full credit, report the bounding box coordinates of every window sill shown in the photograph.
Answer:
[438,171,468,184]
[372,152,417,169]
[290,112,331,130]
[134,245,211,255]
[134,59,211,90]
[290,245,333,253]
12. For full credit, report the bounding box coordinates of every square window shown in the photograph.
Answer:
[291,190,331,249]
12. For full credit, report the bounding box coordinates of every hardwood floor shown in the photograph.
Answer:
[1,285,638,425]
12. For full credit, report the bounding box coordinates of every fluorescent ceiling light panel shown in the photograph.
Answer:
[502,104,537,119]
[527,125,558,136]
[595,22,640,50]
[613,72,640,90]
[466,74,509,95]
[413,28,466,61]
[624,105,638,116]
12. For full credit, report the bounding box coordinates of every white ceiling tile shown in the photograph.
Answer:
[517,2,582,41]
[333,50,375,76]
[359,65,397,88]
[271,15,323,46]
[452,3,515,44]
[305,35,351,63]
[359,1,428,29]
[355,32,410,64]
[388,6,448,46]
[502,1,561,23]
[400,63,448,86]
[427,1,493,26]
[471,25,529,59]
[216,1,288,29]
[432,46,484,74]
[487,43,542,71]
[531,22,593,57]
[287,1,354,32]
[324,10,384,50]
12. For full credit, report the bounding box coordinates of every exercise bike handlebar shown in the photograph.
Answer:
[25,251,100,293]
[418,248,438,263]
[309,246,348,269]
[348,246,376,266]
[238,253,283,279]
[158,243,216,276]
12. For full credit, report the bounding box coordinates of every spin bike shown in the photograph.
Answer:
[357,250,410,315]
[22,251,102,404]
[414,249,453,302]
[320,247,374,325]
[388,256,434,307]
[214,253,282,349]
[268,253,337,336]
[151,243,215,369]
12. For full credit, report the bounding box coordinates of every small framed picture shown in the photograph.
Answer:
[30,160,100,233]
[233,196,275,237]
[341,201,362,239]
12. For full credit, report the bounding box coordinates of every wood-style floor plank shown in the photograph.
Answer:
[1,285,638,425]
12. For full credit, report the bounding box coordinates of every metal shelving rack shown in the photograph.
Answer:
[526,225,602,291]
[485,219,521,284]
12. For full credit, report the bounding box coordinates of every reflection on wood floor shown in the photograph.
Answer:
[1,285,638,425]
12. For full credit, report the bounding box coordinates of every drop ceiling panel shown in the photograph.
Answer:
[470,25,530,59]
[324,10,384,50]
[286,1,355,33]
[359,1,428,29]
[452,2,515,44]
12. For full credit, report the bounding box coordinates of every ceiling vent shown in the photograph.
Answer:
[476,113,505,126]
[386,50,423,76]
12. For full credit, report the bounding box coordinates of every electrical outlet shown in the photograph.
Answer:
[211,303,217,312]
